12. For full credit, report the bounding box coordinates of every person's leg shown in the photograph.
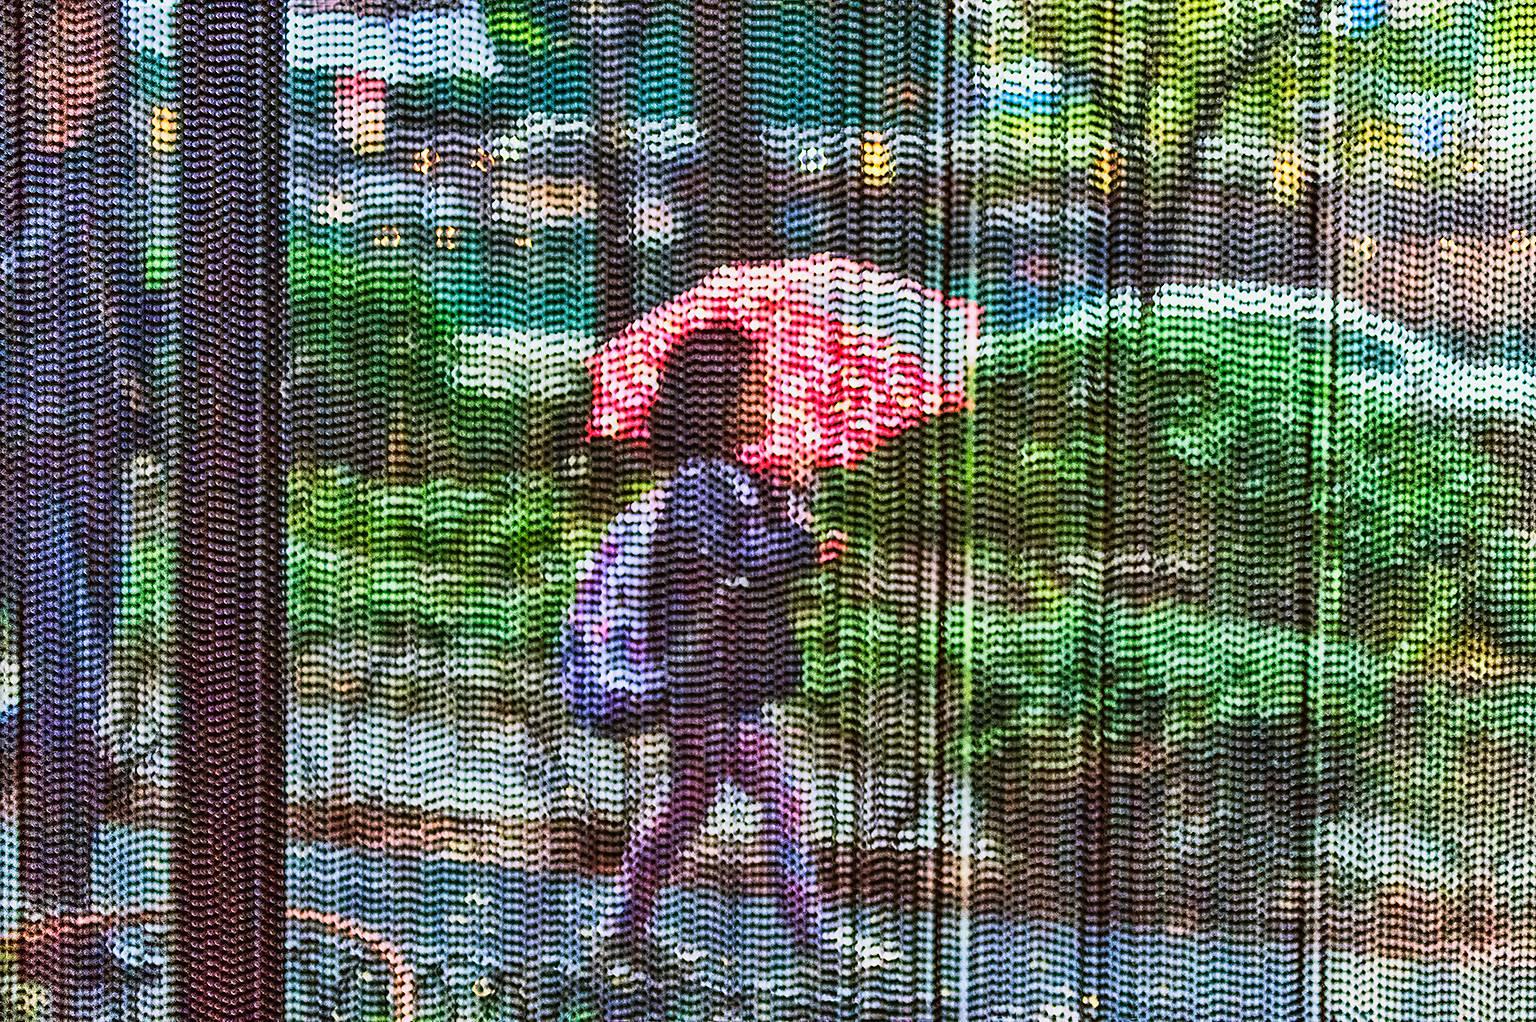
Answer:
[16,483,111,998]
[17,181,116,923]
[59,154,131,659]
[614,715,727,943]
[0,703,15,811]
[729,713,822,947]
[0,456,14,791]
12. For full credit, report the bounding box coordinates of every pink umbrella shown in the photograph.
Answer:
[586,253,982,473]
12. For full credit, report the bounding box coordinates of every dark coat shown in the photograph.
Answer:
[0,142,158,912]
[0,144,160,636]
[652,457,818,719]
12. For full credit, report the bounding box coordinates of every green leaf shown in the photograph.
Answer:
[1479,527,1536,656]
[1487,0,1536,71]
[490,13,546,52]
[145,242,176,291]
[486,2,549,55]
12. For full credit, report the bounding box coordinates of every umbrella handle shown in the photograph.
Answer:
[782,475,819,530]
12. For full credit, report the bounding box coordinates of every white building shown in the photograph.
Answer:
[127,0,504,84]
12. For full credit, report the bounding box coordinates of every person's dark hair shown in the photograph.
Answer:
[648,326,758,469]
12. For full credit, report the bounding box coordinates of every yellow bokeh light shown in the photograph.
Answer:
[1347,234,1377,264]
[352,112,386,156]
[1353,118,1404,157]
[413,147,440,175]
[373,225,402,248]
[1092,145,1121,195]
[861,131,894,188]
[435,225,459,250]
[1272,148,1305,205]
[150,106,178,153]
[1436,234,1483,266]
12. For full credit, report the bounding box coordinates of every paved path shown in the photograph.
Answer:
[4,821,1535,1022]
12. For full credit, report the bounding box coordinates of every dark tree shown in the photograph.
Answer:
[588,0,646,339]
[689,0,783,279]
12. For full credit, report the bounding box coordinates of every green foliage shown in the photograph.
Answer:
[974,295,1508,643]
[1014,0,1504,202]
[0,977,43,1022]
[287,468,578,657]
[1338,403,1505,641]
[288,236,595,479]
[1317,15,1485,96]
[1143,304,1507,632]
[144,241,175,292]
[800,587,1390,773]
[287,539,564,657]
[114,533,175,661]
[1489,0,1536,72]
[805,294,1515,801]
[1101,602,1389,743]
[485,0,550,56]
[1363,670,1536,841]
[1031,0,1304,184]
[447,353,591,477]
[288,239,461,476]
[1478,526,1536,658]
[290,468,561,569]
[940,597,1089,764]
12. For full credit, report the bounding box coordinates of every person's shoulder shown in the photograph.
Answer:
[670,457,759,511]
[673,457,729,488]
[683,458,760,506]
[663,458,716,509]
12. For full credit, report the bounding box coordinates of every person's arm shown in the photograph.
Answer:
[745,488,819,582]
[751,517,817,574]
[758,478,851,571]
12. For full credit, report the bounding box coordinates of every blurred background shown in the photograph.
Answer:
[5,0,1536,1018]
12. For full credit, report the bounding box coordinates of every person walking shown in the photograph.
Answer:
[581,258,977,999]
[607,326,843,962]
[0,0,161,1004]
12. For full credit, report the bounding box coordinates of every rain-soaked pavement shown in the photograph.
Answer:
[4,819,1535,1022]
[4,676,1534,1020]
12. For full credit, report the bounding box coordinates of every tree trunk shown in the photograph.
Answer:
[589,0,644,340]
[689,0,781,279]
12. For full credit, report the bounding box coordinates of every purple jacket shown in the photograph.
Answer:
[651,457,818,718]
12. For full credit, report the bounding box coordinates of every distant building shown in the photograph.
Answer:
[127,0,503,83]
[290,0,502,83]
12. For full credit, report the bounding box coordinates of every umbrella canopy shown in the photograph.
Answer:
[586,254,982,472]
